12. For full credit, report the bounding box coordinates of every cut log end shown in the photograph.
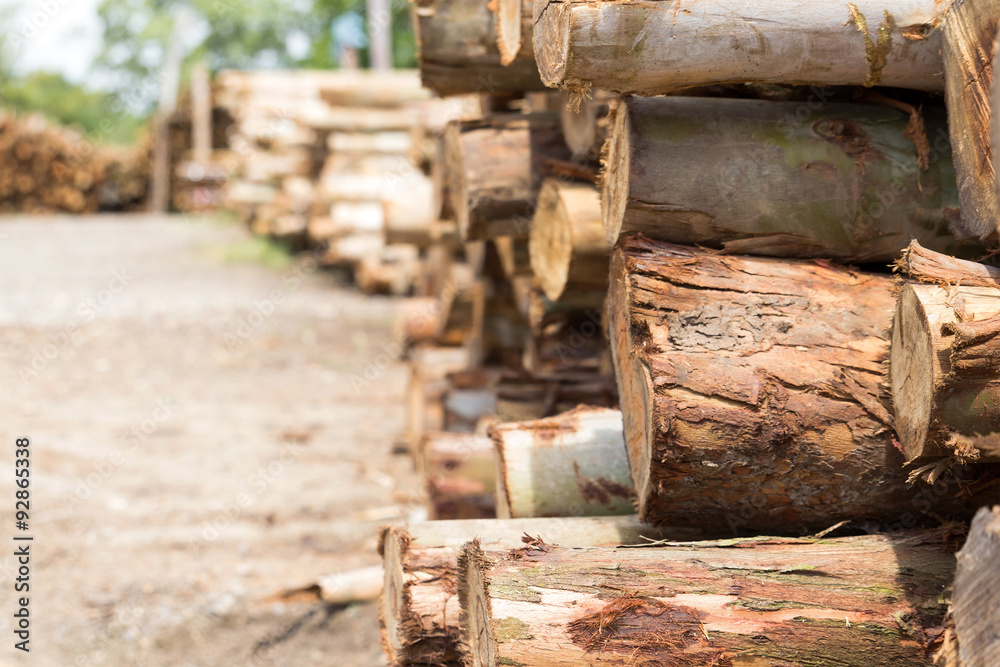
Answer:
[378,526,409,662]
[495,0,523,66]
[530,180,575,301]
[944,0,1000,240]
[533,2,571,89]
[458,540,495,667]
[443,121,470,239]
[600,102,630,245]
[955,505,1000,666]
[890,284,938,461]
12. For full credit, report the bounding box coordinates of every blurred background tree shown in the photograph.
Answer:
[0,0,417,145]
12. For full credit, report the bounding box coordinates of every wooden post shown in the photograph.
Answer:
[890,283,1000,462]
[444,113,569,240]
[602,96,977,261]
[412,0,544,96]
[367,0,394,70]
[378,516,697,667]
[529,179,609,301]
[190,61,212,164]
[607,236,981,532]
[149,9,189,212]
[533,0,949,95]
[459,531,957,666]
[954,505,1000,667]
[490,406,634,518]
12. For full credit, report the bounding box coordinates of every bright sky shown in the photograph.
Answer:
[1,0,105,84]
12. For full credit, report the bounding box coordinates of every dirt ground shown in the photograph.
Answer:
[0,214,424,666]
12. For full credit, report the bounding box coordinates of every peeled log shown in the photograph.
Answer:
[890,282,1000,461]
[954,505,1000,667]
[423,432,496,520]
[608,236,979,532]
[413,0,544,96]
[603,97,975,261]
[458,531,957,667]
[490,406,633,518]
[943,0,1000,240]
[378,516,693,667]
[444,113,570,240]
[529,179,609,301]
[533,0,949,95]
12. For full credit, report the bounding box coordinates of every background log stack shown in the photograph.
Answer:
[0,110,150,214]
[370,1,1000,666]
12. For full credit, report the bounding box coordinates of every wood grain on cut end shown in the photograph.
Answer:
[495,0,524,66]
[955,505,1000,667]
[530,179,574,300]
[890,284,938,461]
[943,0,1000,240]
[533,0,572,88]
[600,100,630,245]
[458,540,496,667]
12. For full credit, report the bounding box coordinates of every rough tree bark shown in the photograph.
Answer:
[413,0,544,96]
[602,97,976,261]
[890,282,1000,461]
[459,531,958,667]
[444,113,570,240]
[943,0,1000,241]
[897,239,1000,287]
[378,516,693,666]
[529,179,610,301]
[490,406,634,518]
[533,0,949,95]
[954,505,1000,667]
[607,236,980,532]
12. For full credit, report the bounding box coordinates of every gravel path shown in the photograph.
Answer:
[0,214,421,666]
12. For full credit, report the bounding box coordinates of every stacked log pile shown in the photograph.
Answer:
[0,110,150,214]
[372,1,1000,666]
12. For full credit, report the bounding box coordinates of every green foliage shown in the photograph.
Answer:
[0,71,146,145]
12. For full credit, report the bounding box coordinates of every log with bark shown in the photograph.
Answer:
[944,0,1000,241]
[458,530,958,667]
[533,0,950,95]
[897,239,1000,287]
[954,505,1000,667]
[890,282,1000,462]
[378,516,695,667]
[529,179,609,301]
[608,236,981,532]
[490,406,634,518]
[422,432,496,520]
[444,113,571,240]
[602,96,979,261]
[412,0,545,96]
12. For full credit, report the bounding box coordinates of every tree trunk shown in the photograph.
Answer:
[490,406,634,518]
[898,239,1000,287]
[890,282,1000,461]
[954,505,1000,667]
[444,113,570,240]
[560,90,611,160]
[378,516,696,667]
[533,0,948,95]
[529,179,609,301]
[602,96,977,262]
[494,0,534,66]
[944,0,1000,241]
[607,236,980,533]
[458,530,957,667]
[422,432,497,520]
[413,0,545,96]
